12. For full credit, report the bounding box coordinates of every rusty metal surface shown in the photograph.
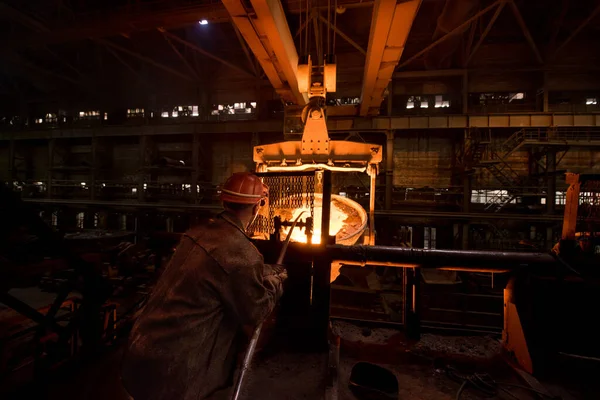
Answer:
[254,141,383,165]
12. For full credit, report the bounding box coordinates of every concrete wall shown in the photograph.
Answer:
[393,131,456,188]
[211,133,254,185]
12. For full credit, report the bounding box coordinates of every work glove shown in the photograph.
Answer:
[270,263,288,281]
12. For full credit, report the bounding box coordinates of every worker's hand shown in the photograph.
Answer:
[271,264,288,282]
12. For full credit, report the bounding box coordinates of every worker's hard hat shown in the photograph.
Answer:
[220,172,268,205]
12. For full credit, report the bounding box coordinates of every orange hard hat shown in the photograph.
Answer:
[220,172,268,205]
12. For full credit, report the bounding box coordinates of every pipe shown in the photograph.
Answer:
[265,164,366,173]
[326,245,556,270]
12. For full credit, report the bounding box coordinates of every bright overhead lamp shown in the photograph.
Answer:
[199,20,208,25]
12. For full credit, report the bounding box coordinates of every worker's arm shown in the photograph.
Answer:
[222,260,285,326]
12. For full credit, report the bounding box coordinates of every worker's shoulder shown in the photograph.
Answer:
[186,217,263,274]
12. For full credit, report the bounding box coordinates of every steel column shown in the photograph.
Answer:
[385,131,394,210]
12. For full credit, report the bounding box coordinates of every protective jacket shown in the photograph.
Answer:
[121,211,284,400]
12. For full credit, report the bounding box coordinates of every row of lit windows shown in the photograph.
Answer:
[210,102,257,116]
[407,95,450,109]
[31,104,256,123]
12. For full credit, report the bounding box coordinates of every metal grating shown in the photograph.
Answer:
[249,173,316,237]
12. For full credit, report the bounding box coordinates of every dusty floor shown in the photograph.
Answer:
[3,321,596,400]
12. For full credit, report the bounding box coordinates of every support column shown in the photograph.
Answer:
[546,151,556,215]
[90,135,97,200]
[385,131,394,210]
[386,82,394,116]
[8,135,15,179]
[138,135,147,202]
[462,171,472,250]
[191,132,199,204]
[47,138,55,198]
[542,71,549,113]
[462,71,469,114]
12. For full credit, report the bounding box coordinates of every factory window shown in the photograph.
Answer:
[79,110,100,120]
[131,188,138,194]
[540,191,566,205]
[161,111,169,118]
[172,109,179,118]
[120,215,127,231]
[45,113,57,123]
[127,108,144,118]
[509,92,525,102]
[104,112,108,120]
[424,227,437,249]
[51,211,58,227]
[192,105,199,117]
[406,97,415,109]
[434,95,450,108]
[420,100,429,108]
[471,190,516,204]
[211,102,257,116]
[586,98,598,105]
[35,118,43,124]
[93,213,99,228]
[76,212,85,229]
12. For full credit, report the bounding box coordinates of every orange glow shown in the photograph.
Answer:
[282,203,349,244]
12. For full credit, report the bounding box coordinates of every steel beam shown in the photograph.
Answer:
[317,14,366,56]
[160,30,255,80]
[159,31,201,81]
[466,1,506,66]
[360,0,422,116]
[249,0,308,105]
[222,0,304,104]
[508,0,543,65]
[396,0,501,70]
[553,2,600,59]
[96,38,193,81]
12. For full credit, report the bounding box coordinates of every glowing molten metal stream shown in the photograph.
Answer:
[283,204,349,244]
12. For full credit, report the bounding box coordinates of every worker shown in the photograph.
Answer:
[121,172,287,400]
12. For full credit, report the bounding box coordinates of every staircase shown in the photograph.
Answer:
[498,129,526,159]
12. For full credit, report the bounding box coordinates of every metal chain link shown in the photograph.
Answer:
[248,173,317,237]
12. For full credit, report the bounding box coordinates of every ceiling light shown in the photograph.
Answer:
[199,20,208,25]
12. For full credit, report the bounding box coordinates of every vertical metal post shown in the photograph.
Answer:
[320,170,332,246]
[542,71,549,113]
[403,267,421,340]
[369,167,376,245]
[462,71,469,114]
[47,138,55,198]
[546,151,556,214]
[314,169,332,349]
[386,82,394,116]
[138,135,147,202]
[8,135,15,179]
[90,135,97,200]
[385,131,394,210]
[192,132,200,204]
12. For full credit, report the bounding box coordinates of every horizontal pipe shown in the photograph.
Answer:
[265,164,366,173]
[326,245,556,270]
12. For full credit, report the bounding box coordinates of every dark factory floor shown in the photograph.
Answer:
[5,320,595,400]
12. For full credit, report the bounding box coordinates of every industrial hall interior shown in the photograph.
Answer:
[1,0,600,399]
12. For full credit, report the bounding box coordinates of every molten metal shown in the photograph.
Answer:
[281,194,367,245]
